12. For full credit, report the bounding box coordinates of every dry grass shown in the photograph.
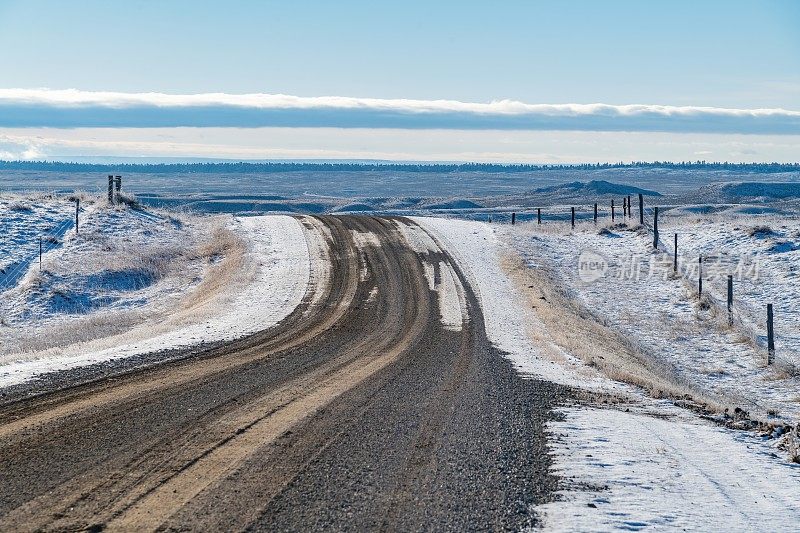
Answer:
[501,250,733,414]
[2,216,249,358]
[174,225,249,317]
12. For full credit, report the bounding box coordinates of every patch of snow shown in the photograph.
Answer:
[412,216,623,391]
[422,261,436,291]
[437,259,464,332]
[350,228,381,248]
[540,404,800,531]
[394,220,440,254]
[503,215,800,422]
[0,214,311,387]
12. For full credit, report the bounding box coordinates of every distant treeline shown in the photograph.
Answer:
[1,160,799,174]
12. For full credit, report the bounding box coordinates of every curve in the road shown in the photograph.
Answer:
[0,215,569,532]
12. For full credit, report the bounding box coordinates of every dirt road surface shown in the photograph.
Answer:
[0,216,568,531]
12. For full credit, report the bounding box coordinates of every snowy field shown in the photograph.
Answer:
[4,189,800,530]
[499,211,800,423]
[0,195,312,386]
[417,214,800,531]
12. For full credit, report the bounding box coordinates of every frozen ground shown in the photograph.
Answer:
[417,215,800,531]
[414,216,627,392]
[539,404,800,531]
[4,191,800,529]
[660,209,800,363]
[500,213,800,423]
[0,196,312,387]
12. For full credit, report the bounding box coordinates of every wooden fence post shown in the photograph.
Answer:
[39,237,42,271]
[727,275,734,326]
[611,199,615,221]
[593,203,598,223]
[673,233,678,272]
[652,206,659,247]
[537,208,541,225]
[639,193,644,225]
[627,195,632,218]
[698,256,703,296]
[767,303,775,365]
[571,207,575,228]
[511,212,516,225]
[75,199,80,234]
[108,175,114,204]
[114,176,122,200]
[624,196,628,217]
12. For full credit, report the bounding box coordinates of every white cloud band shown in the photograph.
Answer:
[0,89,798,134]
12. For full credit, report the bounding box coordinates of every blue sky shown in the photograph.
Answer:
[0,0,798,162]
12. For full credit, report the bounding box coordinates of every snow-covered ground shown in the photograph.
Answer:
[416,215,800,531]
[0,196,312,387]
[499,213,800,423]
[4,197,800,529]
[660,209,800,363]
[414,216,626,391]
[540,404,800,531]
[0,193,78,292]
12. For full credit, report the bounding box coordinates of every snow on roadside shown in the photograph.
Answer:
[539,405,800,531]
[415,216,800,531]
[0,214,311,388]
[502,218,800,422]
[412,216,624,390]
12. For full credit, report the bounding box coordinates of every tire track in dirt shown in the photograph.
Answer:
[0,215,570,532]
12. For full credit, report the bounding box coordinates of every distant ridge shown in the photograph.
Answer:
[533,180,662,196]
[698,181,800,201]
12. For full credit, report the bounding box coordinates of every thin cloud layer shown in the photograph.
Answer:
[0,89,798,134]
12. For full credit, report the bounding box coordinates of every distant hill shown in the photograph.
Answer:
[698,181,800,201]
[533,180,662,196]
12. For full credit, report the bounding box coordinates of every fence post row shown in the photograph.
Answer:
[767,303,775,365]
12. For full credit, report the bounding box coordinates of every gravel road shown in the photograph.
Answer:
[0,215,569,531]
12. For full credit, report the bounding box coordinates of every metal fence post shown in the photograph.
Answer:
[673,233,678,272]
[698,256,703,296]
[727,275,734,326]
[767,303,775,365]
[639,193,644,225]
[653,206,659,247]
